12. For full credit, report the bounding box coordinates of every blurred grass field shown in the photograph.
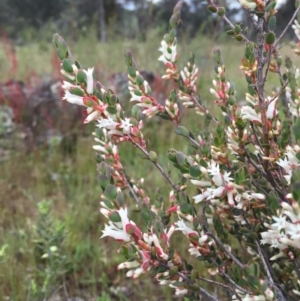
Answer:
[1,31,300,301]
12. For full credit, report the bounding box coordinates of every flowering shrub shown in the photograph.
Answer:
[53,1,300,300]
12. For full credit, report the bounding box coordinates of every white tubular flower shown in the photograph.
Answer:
[292,20,300,40]
[193,190,213,203]
[245,93,258,106]
[83,67,94,94]
[174,288,188,296]
[190,180,211,187]
[276,145,300,184]
[101,221,131,242]
[152,234,169,260]
[130,92,145,103]
[175,220,198,237]
[100,207,141,242]
[84,110,99,124]
[62,81,78,90]
[93,144,108,154]
[158,39,177,63]
[63,90,84,106]
[207,161,223,186]
[118,261,140,270]
[266,97,278,120]
[240,106,261,123]
[97,118,118,131]
[126,267,144,278]
[120,118,133,134]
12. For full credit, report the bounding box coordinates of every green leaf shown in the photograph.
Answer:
[70,87,84,96]
[292,120,300,141]
[265,1,276,12]
[235,35,243,42]
[189,165,201,178]
[116,191,124,207]
[292,181,300,203]
[136,75,144,86]
[234,24,241,34]
[213,215,227,239]
[104,184,118,200]
[98,174,109,190]
[109,211,121,223]
[226,30,235,36]
[199,159,208,168]
[207,5,217,13]
[128,66,136,77]
[176,152,186,165]
[265,32,275,45]
[167,149,177,163]
[180,203,192,214]
[217,7,225,16]
[62,59,73,73]
[76,70,87,84]
[56,48,67,60]
[174,126,190,137]
[106,106,117,114]
[268,16,276,31]
[102,198,114,210]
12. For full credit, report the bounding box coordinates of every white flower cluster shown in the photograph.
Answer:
[276,145,300,185]
[209,66,232,105]
[261,199,300,258]
[100,207,141,242]
[180,62,198,92]
[158,37,178,80]
[233,285,275,301]
[158,39,177,66]
[240,94,278,124]
[190,161,265,212]
[128,71,165,118]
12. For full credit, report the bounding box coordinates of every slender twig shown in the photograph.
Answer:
[273,5,300,50]
[244,151,267,178]
[171,120,200,148]
[222,15,251,43]
[201,204,245,271]
[128,137,180,192]
[190,95,219,125]
[254,241,287,301]
[158,260,220,301]
[198,276,243,301]
[246,10,258,31]
[256,18,269,171]
[198,276,230,290]
[210,259,250,295]
[250,123,263,151]
[268,80,289,105]
[206,231,245,269]
[198,288,220,301]
[263,47,272,83]
[122,172,143,204]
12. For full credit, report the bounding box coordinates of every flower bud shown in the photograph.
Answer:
[149,151,158,162]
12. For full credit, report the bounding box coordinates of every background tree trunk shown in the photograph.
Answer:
[99,0,106,42]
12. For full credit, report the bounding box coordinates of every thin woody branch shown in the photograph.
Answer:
[128,137,180,192]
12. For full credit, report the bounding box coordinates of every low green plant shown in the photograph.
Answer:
[29,199,69,300]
